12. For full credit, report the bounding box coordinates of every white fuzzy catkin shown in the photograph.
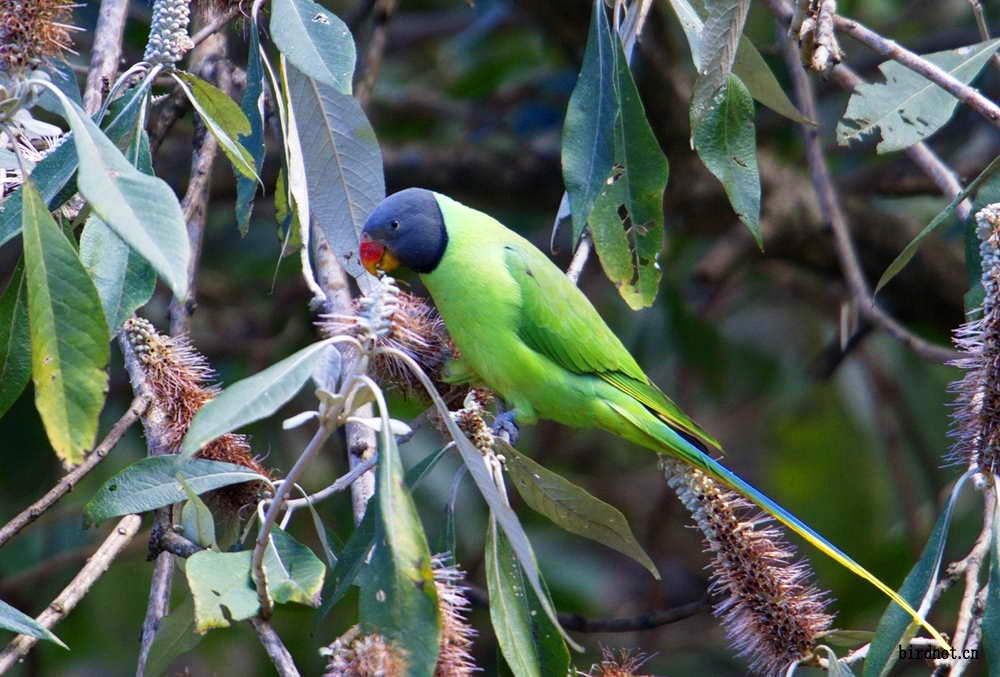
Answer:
[142,0,193,64]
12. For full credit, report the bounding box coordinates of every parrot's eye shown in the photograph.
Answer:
[390,219,400,230]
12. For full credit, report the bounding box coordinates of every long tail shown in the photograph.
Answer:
[606,401,950,650]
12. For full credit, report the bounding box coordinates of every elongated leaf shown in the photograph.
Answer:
[180,340,332,456]
[79,216,156,333]
[186,550,259,632]
[171,71,259,181]
[179,475,217,549]
[0,599,65,647]
[562,0,617,243]
[690,0,750,126]
[270,0,355,93]
[285,64,384,280]
[838,39,1000,153]
[0,261,30,418]
[22,178,109,465]
[264,527,326,606]
[877,154,1000,293]
[983,485,1000,670]
[360,425,440,676]
[501,443,659,579]
[37,59,82,114]
[145,598,202,677]
[84,457,269,525]
[318,504,377,619]
[47,90,190,300]
[862,470,973,677]
[692,74,761,245]
[236,18,268,235]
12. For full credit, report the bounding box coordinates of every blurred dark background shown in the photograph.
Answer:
[1,0,997,674]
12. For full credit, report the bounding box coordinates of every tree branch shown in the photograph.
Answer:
[83,0,131,114]
[565,230,592,285]
[0,395,149,550]
[0,515,142,672]
[249,617,301,677]
[558,598,707,633]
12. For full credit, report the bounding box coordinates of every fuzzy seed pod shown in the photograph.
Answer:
[321,627,408,677]
[123,317,273,516]
[579,647,657,677]
[662,459,833,676]
[949,203,1000,475]
[0,0,79,73]
[142,0,194,64]
[319,277,461,403]
[431,553,478,676]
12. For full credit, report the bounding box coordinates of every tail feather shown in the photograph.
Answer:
[606,401,950,651]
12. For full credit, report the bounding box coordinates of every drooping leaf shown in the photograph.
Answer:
[0,261,30,418]
[273,166,302,254]
[486,520,571,677]
[501,443,659,579]
[562,0,617,243]
[145,597,202,677]
[263,527,326,606]
[692,74,761,246]
[732,38,813,125]
[270,0,356,93]
[0,598,65,647]
[838,39,1000,153]
[171,71,259,181]
[236,18,268,235]
[178,475,217,549]
[862,470,973,677]
[84,457,269,525]
[79,216,156,333]
[360,425,440,676]
[317,503,378,620]
[185,550,259,633]
[285,63,385,280]
[877,154,1000,293]
[816,646,857,677]
[180,340,333,456]
[983,485,1000,670]
[46,89,190,300]
[21,178,109,465]
[689,0,751,126]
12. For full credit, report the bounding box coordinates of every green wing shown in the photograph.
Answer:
[502,244,721,452]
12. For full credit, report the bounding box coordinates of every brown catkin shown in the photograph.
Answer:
[0,0,78,72]
[431,554,478,676]
[578,647,658,677]
[662,459,833,675]
[949,203,1000,475]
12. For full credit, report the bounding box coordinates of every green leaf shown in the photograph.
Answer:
[816,646,856,676]
[562,0,617,243]
[171,71,259,181]
[486,520,571,677]
[0,261,30,418]
[877,154,1000,293]
[36,59,83,114]
[360,424,440,676]
[185,550,259,633]
[405,445,451,488]
[589,32,667,310]
[84,457,269,525]
[690,0,751,126]
[145,597,202,677]
[838,39,1000,153]
[0,598,66,647]
[501,443,659,579]
[270,0,356,93]
[178,475,217,549]
[79,216,156,333]
[22,178,109,465]
[263,527,326,606]
[180,340,332,456]
[236,18,268,235]
[47,90,191,300]
[862,469,974,677]
[983,485,1000,670]
[692,74,761,246]
[318,504,378,620]
[285,63,385,280]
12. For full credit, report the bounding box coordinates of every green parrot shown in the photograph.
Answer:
[359,187,944,646]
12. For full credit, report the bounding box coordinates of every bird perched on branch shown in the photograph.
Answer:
[359,187,944,646]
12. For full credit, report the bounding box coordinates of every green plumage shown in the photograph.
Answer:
[413,191,944,646]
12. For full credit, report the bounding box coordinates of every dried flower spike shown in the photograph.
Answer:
[143,0,194,64]
[949,203,1000,475]
[579,647,657,677]
[431,553,478,676]
[321,627,408,677]
[662,459,833,676]
[0,0,80,73]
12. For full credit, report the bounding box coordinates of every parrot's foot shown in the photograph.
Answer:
[491,410,520,446]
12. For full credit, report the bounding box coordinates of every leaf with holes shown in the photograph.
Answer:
[186,550,259,633]
[263,527,326,606]
[271,0,356,93]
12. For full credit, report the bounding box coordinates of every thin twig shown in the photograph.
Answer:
[282,455,378,512]
[779,28,960,364]
[355,0,398,107]
[249,617,301,677]
[558,598,707,632]
[968,1,1000,71]
[0,515,142,672]
[0,396,149,549]
[135,553,174,677]
[565,230,592,285]
[190,5,241,48]
[83,0,131,114]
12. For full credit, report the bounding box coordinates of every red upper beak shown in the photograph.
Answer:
[360,234,385,275]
